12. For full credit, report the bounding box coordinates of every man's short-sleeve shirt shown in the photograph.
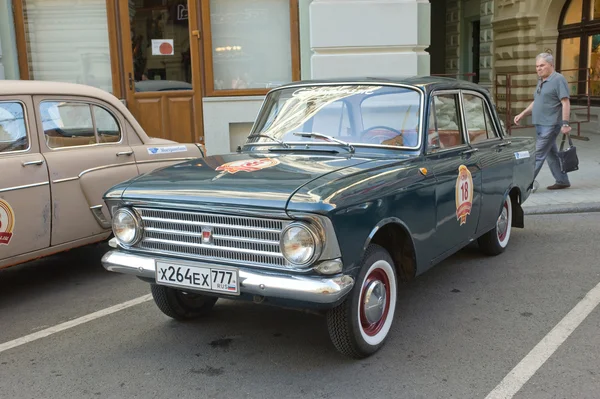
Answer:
[532,72,570,126]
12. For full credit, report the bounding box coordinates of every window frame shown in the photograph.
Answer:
[38,99,124,150]
[460,90,502,144]
[0,100,31,155]
[426,90,469,153]
[200,0,301,97]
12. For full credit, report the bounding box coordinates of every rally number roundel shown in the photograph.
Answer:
[455,165,473,225]
[0,199,15,245]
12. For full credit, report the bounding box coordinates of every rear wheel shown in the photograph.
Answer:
[326,244,397,359]
[150,284,217,320]
[478,194,512,255]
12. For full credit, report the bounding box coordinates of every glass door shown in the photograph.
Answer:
[118,0,204,143]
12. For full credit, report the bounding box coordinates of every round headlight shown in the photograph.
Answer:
[112,208,142,246]
[280,223,321,266]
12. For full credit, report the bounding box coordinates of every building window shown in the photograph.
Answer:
[558,0,600,97]
[202,0,300,96]
[15,0,113,93]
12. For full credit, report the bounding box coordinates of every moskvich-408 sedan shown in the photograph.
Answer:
[101,77,535,358]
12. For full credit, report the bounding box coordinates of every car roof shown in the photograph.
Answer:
[0,80,124,106]
[275,76,490,96]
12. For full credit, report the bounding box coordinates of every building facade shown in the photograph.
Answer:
[0,0,593,153]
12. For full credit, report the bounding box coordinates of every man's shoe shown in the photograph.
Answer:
[547,183,570,190]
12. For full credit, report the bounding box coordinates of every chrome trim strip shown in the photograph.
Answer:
[122,200,290,219]
[248,83,425,151]
[101,250,354,304]
[78,161,136,178]
[90,205,111,229]
[143,237,285,258]
[0,181,49,193]
[143,226,279,245]
[52,176,79,184]
[0,100,32,154]
[142,216,281,233]
[136,157,196,165]
[40,99,125,149]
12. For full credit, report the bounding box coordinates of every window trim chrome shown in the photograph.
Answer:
[39,99,125,150]
[248,82,426,152]
[0,100,32,155]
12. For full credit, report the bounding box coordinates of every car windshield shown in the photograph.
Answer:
[249,84,422,149]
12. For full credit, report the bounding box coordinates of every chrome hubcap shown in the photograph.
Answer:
[363,280,387,324]
[497,204,508,238]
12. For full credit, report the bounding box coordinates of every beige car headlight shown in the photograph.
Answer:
[280,222,322,267]
[112,208,142,246]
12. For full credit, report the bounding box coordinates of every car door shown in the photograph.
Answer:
[426,91,482,258]
[0,96,51,263]
[461,91,514,234]
[34,96,139,246]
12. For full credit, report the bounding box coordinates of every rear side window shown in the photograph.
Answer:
[462,93,499,143]
[40,101,121,148]
[0,102,28,153]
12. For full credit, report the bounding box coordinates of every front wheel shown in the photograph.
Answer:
[478,194,513,255]
[326,244,398,359]
[150,284,218,320]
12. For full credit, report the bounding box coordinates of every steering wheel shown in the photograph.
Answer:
[360,125,403,144]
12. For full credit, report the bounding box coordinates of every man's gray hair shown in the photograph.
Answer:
[536,52,555,66]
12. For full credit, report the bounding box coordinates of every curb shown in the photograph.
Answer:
[523,202,600,215]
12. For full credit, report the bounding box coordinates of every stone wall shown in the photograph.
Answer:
[309,0,431,79]
[492,0,566,123]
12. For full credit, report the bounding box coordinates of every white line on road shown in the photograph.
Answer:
[0,294,152,354]
[485,281,600,399]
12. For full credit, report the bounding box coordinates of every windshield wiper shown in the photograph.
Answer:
[292,132,355,154]
[248,133,290,148]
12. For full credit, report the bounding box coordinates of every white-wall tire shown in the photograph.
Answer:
[326,244,397,359]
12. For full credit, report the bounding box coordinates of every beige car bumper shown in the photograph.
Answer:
[101,250,354,304]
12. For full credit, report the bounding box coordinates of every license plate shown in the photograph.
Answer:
[155,261,240,295]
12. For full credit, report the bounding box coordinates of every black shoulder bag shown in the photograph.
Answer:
[558,134,579,173]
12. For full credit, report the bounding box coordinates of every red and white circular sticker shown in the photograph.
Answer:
[0,199,15,245]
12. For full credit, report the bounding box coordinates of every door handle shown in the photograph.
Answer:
[22,159,45,167]
[497,140,512,147]
[461,148,479,155]
[116,151,134,156]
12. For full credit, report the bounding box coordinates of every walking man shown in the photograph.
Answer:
[514,52,572,190]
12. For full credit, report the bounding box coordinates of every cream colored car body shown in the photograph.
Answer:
[0,81,204,269]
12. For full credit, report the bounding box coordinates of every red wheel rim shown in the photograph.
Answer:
[360,268,391,337]
[497,200,509,242]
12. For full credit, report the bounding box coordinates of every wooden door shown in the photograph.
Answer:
[117,0,204,144]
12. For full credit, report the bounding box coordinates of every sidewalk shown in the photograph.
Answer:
[512,124,600,214]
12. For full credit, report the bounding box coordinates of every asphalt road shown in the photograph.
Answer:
[0,213,599,399]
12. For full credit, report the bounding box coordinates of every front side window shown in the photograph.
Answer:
[462,93,498,143]
[0,102,28,153]
[427,93,464,150]
[40,101,121,148]
[250,85,422,148]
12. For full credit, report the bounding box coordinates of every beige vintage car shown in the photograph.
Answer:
[0,81,204,269]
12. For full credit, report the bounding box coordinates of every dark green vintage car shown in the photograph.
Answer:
[101,77,535,359]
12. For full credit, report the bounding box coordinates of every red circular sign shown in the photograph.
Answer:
[159,42,173,55]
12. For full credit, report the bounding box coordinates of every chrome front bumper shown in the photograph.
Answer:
[101,250,354,304]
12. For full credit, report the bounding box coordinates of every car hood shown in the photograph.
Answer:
[120,152,376,210]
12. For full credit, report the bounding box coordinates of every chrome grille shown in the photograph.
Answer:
[133,208,290,268]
